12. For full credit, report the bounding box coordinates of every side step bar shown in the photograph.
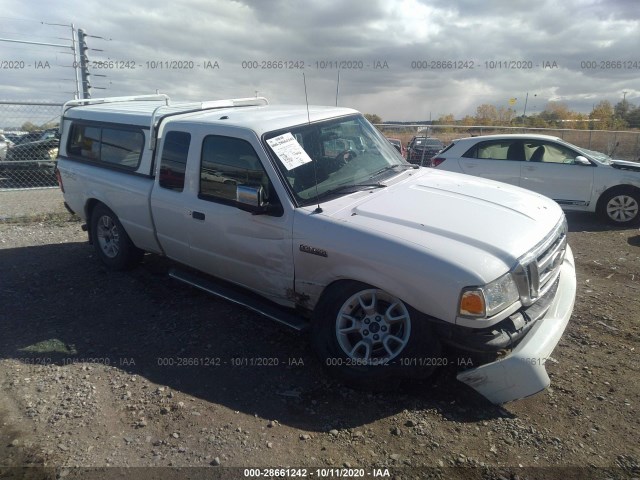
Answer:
[169,269,309,332]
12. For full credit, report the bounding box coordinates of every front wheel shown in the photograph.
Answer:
[311,281,441,390]
[597,188,640,226]
[90,204,143,270]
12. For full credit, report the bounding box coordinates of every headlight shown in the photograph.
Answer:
[459,272,520,318]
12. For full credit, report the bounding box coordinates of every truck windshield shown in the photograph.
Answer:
[263,114,408,205]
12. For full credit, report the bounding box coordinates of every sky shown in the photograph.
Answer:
[0,0,639,121]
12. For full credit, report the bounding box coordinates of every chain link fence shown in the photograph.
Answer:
[376,124,640,163]
[0,101,63,191]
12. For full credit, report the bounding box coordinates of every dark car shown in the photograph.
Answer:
[10,128,59,145]
[407,136,444,165]
[2,136,60,186]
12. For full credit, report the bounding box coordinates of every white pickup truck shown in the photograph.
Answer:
[55,94,577,404]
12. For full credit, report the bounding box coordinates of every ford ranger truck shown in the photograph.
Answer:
[55,95,577,404]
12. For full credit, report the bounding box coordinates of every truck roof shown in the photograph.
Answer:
[63,99,359,136]
[171,105,359,135]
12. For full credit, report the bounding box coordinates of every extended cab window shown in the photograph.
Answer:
[67,123,144,170]
[199,136,270,203]
[159,131,191,191]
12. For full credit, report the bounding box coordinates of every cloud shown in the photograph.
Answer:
[0,0,637,121]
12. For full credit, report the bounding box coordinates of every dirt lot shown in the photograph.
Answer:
[0,212,639,479]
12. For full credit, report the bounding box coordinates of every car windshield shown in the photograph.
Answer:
[413,138,441,147]
[264,114,408,205]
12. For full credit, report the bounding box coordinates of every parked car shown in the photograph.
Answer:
[407,136,444,165]
[429,134,640,226]
[0,133,14,161]
[386,138,406,158]
[2,136,59,184]
[9,128,59,146]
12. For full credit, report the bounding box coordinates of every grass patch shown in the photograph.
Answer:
[18,339,77,355]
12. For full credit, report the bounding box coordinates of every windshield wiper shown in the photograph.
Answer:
[369,163,417,178]
[318,182,387,200]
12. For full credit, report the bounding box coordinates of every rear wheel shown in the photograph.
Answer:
[311,281,441,390]
[90,204,143,270]
[597,188,640,226]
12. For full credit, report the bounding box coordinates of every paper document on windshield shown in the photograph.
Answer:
[266,133,313,171]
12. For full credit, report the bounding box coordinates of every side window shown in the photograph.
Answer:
[200,136,270,203]
[67,123,143,169]
[159,131,191,191]
[68,124,101,160]
[464,141,524,161]
[101,128,143,167]
[524,142,580,164]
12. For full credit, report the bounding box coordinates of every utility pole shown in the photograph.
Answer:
[77,29,91,99]
[71,24,81,99]
[522,92,537,125]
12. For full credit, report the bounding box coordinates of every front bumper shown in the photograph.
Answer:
[456,245,576,404]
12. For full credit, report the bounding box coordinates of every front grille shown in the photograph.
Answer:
[514,218,567,306]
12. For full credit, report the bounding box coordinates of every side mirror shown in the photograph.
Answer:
[575,156,591,166]
[236,185,266,213]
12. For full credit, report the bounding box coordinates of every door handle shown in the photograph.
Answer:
[192,211,205,220]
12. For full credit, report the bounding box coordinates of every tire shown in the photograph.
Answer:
[311,281,441,390]
[597,187,640,226]
[90,204,144,270]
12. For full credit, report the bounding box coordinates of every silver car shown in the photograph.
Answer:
[0,133,14,161]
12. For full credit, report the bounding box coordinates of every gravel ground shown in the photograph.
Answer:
[0,189,66,222]
[0,211,639,479]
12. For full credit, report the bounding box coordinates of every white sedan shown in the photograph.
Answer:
[430,134,640,226]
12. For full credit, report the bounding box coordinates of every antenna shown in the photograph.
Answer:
[303,73,323,214]
[335,70,340,107]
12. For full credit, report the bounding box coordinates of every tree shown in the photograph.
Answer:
[529,115,548,128]
[460,115,475,126]
[539,102,571,126]
[613,99,631,129]
[496,107,516,125]
[364,113,382,124]
[437,113,455,125]
[590,101,614,129]
[21,121,39,132]
[436,114,456,132]
[626,106,640,129]
[475,104,498,125]
[614,99,631,120]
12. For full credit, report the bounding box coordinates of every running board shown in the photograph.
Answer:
[168,269,309,332]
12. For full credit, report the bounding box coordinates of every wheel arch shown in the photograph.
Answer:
[311,277,440,327]
[84,198,102,243]
[595,184,640,225]
[596,184,640,212]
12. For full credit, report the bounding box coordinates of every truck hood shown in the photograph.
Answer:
[328,169,563,277]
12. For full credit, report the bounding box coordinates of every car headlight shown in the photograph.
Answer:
[459,272,520,318]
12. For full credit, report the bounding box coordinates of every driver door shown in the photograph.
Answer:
[519,140,595,207]
[185,131,295,304]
